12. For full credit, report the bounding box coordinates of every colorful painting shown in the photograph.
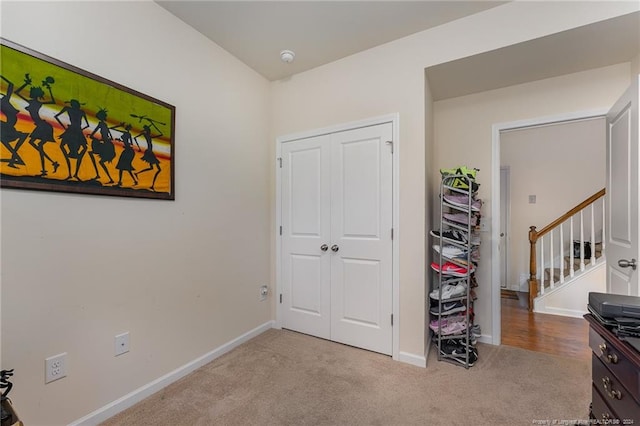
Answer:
[0,38,175,200]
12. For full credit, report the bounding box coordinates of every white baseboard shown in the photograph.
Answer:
[398,351,426,368]
[478,334,494,345]
[68,320,275,426]
[534,305,586,318]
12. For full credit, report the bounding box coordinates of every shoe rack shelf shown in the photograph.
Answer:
[430,172,481,369]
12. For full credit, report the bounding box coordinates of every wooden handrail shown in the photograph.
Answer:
[527,187,605,311]
[530,188,605,242]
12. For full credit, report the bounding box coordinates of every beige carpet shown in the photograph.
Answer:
[101,329,591,425]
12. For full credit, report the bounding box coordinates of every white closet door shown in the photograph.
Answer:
[281,135,332,339]
[330,123,393,355]
[606,75,639,296]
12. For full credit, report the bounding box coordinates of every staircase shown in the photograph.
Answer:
[528,189,606,314]
[543,242,603,286]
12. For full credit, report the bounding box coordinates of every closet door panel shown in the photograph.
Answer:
[281,136,331,339]
[330,123,393,355]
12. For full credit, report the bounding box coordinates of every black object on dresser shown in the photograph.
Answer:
[585,314,640,423]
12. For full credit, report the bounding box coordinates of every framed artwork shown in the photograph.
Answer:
[0,38,175,200]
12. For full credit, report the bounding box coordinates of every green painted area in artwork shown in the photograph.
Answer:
[0,43,173,142]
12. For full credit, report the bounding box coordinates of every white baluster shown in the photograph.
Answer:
[580,211,585,271]
[602,196,606,252]
[570,216,575,278]
[540,235,545,295]
[559,222,565,284]
[549,230,555,289]
[591,204,596,265]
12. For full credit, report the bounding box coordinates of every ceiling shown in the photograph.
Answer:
[155,1,506,81]
[156,2,639,99]
[427,11,640,100]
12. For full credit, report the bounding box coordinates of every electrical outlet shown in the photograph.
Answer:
[259,285,269,301]
[115,332,130,356]
[45,353,67,384]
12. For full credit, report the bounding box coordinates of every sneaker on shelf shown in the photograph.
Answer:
[451,346,478,366]
[470,289,478,301]
[430,261,475,277]
[429,314,466,332]
[443,194,482,211]
[429,301,466,316]
[443,212,479,226]
[429,282,467,300]
[471,324,482,338]
[430,229,467,245]
[439,166,480,193]
[441,320,468,336]
[432,244,466,258]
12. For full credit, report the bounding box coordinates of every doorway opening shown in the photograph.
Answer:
[491,109,607,353]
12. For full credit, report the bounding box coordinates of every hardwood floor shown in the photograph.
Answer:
[501,297,591,360]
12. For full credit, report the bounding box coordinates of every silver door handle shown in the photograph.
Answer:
[618,258,637,270]
[331,245,339,252]
[320,244,328,252]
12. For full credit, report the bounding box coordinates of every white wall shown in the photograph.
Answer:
[0,1,271,424]
[501,118,606,291]
[632,53,640,75]
[270,1,638,354]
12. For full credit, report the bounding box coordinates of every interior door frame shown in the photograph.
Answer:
[500,166,510,289]
[275,113,400,361]
[490,108,607,345]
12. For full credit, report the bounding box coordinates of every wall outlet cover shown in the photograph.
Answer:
[115,332,130,356]
[45,352,67,384]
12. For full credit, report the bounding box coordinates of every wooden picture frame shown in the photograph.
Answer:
[0,38,175,200]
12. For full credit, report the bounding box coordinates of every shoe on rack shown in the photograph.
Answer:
[451,346,478,366]
[431,261,475,277]
[443,194,482,211]
[430,229,467,245]
[441,320,468,336]
[432,244,466,258]
[443,212,479,226]
[470,324,481,338]
[430,301,466,316]
[439,166,480,193]
[429,314,466,332]
[429,282,467,300]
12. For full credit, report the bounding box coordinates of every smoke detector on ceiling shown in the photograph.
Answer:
[280,50,295,63]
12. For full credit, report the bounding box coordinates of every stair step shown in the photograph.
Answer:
[563,252,602,269]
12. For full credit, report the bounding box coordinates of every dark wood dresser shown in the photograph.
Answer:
[585,314,640,423]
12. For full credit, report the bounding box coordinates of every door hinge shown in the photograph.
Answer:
[279,226,282,236]
[386,140,393,154]
[391,228,394,240]
[280,294,283,304]
[391,314,393,326]
[278,157,282,168]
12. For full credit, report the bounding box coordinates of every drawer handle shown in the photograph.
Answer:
[598,343,619,364]
[602,376,622,400]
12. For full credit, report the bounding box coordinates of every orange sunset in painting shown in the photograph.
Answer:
[1,39,175,200]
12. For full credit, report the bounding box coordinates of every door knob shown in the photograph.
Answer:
[618,258,637,270]
[500,233,505,237]
[320,244,328,252]
[331,245,339,252]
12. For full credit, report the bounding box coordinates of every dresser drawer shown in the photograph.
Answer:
[592,353,640,419]
[591,383,619,423]
[590,327,640,403]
